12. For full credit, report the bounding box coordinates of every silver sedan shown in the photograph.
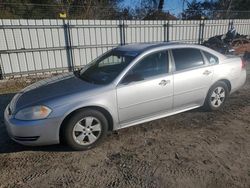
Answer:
[4,42,247,150]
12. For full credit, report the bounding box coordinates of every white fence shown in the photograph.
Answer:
[0,19,250,78]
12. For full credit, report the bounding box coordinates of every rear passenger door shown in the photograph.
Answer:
[172,48,214,110]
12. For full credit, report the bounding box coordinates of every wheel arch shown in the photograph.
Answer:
[215,79,232,92]
[59,106,114,143]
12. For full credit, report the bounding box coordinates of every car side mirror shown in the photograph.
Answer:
[122,73,144,84]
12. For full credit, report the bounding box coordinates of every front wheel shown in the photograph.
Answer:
[62,109,108,150]
[204,81,229,111]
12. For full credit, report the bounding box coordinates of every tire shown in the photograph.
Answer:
[62,109,108,151]
[203,81,229,111]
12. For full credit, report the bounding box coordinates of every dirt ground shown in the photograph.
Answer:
[0,73,250,188]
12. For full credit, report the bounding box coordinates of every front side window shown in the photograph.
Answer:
[78,50,137,85]
[172,48,204,71]
[122,51,169,83]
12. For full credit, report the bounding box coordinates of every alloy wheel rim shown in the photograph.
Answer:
[72,117,102,146]
[210,86,225,108]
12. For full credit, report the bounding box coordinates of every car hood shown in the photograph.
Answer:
[10,73,101,113]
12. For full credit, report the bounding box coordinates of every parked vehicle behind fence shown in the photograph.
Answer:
[4,42,247,150]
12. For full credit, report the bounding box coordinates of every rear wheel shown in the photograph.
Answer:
[62,109,108,150]
[204,81,229,111]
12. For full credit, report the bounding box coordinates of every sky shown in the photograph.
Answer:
[120,0,197,16]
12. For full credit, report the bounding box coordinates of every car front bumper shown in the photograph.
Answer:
[4,105,61,146]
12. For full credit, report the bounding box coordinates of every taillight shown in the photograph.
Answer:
[241,58,247,69]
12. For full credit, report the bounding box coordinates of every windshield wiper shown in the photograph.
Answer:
[79,74,98,84]
[74,70,94,83]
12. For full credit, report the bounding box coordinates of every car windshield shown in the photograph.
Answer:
[77,50,137,85]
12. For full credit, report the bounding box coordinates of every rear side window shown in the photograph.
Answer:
[172,48,204,71]
[203,51,219,64]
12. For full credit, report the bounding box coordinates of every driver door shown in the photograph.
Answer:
[116,50,173,124]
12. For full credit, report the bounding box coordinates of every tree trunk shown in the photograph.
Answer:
[158,0,164,11]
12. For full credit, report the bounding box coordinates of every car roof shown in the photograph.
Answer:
[115,42,180,54]
[114,42,226,59]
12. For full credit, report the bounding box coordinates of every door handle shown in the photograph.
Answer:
[159,80,170,86]
[203,70,212,75]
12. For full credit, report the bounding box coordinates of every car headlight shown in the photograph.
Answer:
[15,105,52,120]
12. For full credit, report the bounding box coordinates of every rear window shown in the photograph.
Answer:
[172,48,204,71]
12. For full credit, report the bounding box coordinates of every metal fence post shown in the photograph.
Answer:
[0,63,3,80]
[167,21,170,42]
[163,22,167,42]
[163,21,170,42]
[122,20,126,45]
[63,19,74,71]
[198,19,205,44]
[228,20,234,30]
[119,20,126,45]
[119,20,123,45]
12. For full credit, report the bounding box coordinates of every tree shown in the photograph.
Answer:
[60,0,123,19]
[158,0,164,10]
[230,0,250,18]
[0,0,60,19]
[0,0,122,19]
[129,0,176,20]
[209,0,250,19]
[231,0,250,11]
[182,0,205,19]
